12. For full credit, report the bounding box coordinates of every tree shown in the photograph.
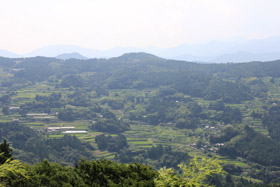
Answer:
[0,141,28,187]
[61,74,84,87]
[76,159,157,186]
[175,118,198,129]
[154,156,225,187]
[208,100,225,111]
[0,157,28,187]
[2,106,9,115]
[25,160,85,187]
[0,139,13,164]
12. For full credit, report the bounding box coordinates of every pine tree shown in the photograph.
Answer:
[0,139,13,165]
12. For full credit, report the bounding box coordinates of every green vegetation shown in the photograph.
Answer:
[1,53,280,185]
[0,122,94,165]
[214,125,280,166]
[0,140,231,187]
[155,156,225,187]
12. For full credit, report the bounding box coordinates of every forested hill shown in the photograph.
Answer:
[1,53,280,101]
[0,53,279,86]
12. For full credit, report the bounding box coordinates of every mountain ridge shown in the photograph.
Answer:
[2,36,280,62]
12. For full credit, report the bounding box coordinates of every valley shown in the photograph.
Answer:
[1,53,280,185]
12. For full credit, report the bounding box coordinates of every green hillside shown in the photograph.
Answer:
[1,53,280,185]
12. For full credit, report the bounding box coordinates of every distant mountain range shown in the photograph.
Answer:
[2,36,280,62]
[0,49,20,58]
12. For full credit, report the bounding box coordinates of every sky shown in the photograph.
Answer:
[1,0,280,54]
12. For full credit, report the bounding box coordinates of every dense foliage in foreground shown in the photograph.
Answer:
[0,140,251,187]
[0,140,156,186]
[1,159,157,187]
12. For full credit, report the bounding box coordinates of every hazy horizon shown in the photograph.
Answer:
[1,0,280,54]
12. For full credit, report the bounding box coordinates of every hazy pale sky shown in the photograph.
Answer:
[1,0,280,54]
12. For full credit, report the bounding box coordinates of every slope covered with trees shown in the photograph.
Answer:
[1,53,280,185]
